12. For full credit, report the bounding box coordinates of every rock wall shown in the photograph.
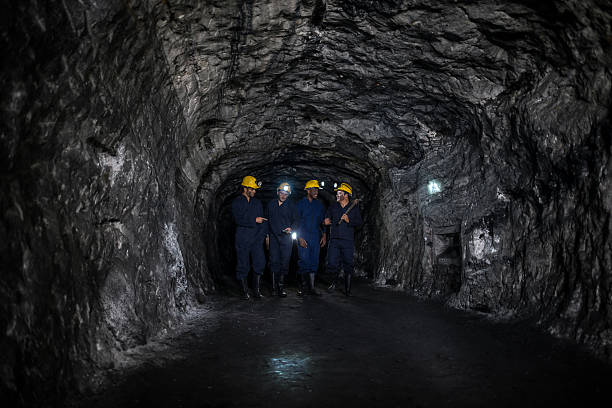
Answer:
[0,1,199,404]
[369,1,612,359]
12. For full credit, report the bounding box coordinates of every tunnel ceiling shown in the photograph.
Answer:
[149,0,609,194]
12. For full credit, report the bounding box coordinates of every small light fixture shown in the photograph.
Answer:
[333,182,338,188]
[291,232,297,240]
[428,180,441,194]
[320,181,325,187]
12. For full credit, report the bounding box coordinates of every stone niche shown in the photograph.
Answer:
[427,224,462,297]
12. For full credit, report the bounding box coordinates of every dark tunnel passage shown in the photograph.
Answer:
[197,148,380,289]
[2,0,612,406]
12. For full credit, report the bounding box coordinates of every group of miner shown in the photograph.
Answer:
[231,176,362,300]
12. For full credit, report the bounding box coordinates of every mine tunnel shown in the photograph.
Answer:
[2,0,612,407]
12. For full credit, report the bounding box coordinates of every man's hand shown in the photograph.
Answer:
[265,235,270,250]
[320,233,327,247]
[323,218,331,226]
[283,227,292,233]
[298,237,308,248]
[340,214,349,224]
[256,217,267,224]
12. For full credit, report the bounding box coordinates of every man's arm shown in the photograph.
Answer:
[265,201,272,235]
[347,203,363,228]
[256,200,267,224]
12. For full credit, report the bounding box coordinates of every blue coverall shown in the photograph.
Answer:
[232,195,266,280]
[325,200,363,277]
[266,199,298,278]
[296,197,326,275]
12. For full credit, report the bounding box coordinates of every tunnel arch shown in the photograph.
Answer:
[193,145,386,288]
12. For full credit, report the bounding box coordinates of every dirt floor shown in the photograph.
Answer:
[71,282,612,408]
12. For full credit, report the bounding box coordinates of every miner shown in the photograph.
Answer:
[296,180,327,296]
[231,176,267,300]
[265,182,298,297]
[324,182,362,296]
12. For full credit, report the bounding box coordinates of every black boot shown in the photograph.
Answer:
[297,275,305,297]
[309,273,321,296]
[240,278,250,300]
[271,272,277,297]
[327,273,339,293]
[278,274,287,298]
[253,275,264,299]
[344,274,352,297]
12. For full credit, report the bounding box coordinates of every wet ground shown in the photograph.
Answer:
[73,282,612,407]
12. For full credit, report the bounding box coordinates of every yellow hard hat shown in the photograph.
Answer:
[335,182,353,196]
[277,182,291,194]
[304,180,321,189]
[241,176,261,189]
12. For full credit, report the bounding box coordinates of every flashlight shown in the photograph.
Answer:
[283,185,289,191]
[291,232,297,240]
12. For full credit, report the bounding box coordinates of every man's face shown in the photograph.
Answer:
[307,188,319,199]
[246,187,256,197]
[336,190,347,202]
[278,190,289,202]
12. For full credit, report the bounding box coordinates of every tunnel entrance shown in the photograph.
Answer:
[430,224,462,297]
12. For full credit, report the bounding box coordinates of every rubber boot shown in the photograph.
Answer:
[253,275,264,299]
[327,273,339,293]
[309,273,321,296]
[240,278,250,300]
[278,274,287,298]
[344,274,352,297]
[297,274,305,297]
[271,271,277,297]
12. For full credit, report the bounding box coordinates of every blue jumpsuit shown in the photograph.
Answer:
[232,195,266,280]
[325,201,363,277]
[266,199,298,278]
[296,197,326,275]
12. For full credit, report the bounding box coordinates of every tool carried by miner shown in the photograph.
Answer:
[337,198,361,225]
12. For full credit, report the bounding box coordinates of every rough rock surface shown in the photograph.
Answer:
[1,0,611,405]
